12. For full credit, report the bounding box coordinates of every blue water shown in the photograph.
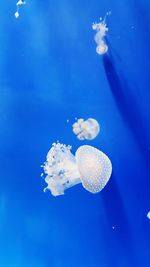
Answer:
[0,0,150,266]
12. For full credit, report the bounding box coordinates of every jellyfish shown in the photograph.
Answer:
[92,13,111,55]
[42,143,112,196]
[72,118,100,140]
[14,0,26,18]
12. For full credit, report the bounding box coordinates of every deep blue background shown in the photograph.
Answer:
[0,0,150,266]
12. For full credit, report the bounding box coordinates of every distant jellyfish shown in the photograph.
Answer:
[42,143,112,196]
[14,0,26,18]
[72,118,100,140]
[92,12,111,55]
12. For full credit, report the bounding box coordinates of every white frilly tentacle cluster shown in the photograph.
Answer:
[42,143,81,196]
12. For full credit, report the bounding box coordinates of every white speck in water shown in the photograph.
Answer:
[106,11,112,16]
[147,211,150,219]
[14,11,19,18]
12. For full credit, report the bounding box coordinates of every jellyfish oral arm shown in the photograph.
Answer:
[44,162,81,196]
[44,172,81,197]
[42,143,81,196]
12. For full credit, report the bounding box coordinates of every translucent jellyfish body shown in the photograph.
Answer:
[72,118,100,140]
[42,143,112,196]
[92,16,109,55]
[76,145,112,193]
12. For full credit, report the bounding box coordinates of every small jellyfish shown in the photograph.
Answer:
[92,14,110,55]
[42,143,112,196]
[72,118,100,140]
[14,0,26,18]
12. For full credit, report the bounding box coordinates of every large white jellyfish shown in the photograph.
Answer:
[72,118,100,140]
[14,0,26,18]
[42,143,112,196]
[92,13,110,55]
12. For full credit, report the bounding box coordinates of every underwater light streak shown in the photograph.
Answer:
[103,53,150,168]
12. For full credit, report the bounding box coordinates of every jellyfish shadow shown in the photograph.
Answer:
[103,49,150,168]
[102,174,138,267]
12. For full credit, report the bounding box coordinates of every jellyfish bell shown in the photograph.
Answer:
[42,143,112,196]
[75,145,112,193]
[96,43,108,55]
